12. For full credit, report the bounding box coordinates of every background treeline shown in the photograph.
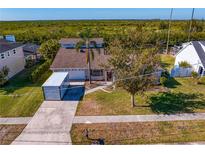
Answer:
[0,20,205,46]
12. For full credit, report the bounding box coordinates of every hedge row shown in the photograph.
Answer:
[30,61,50,82]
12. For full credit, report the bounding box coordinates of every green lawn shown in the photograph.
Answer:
[76,54,205,115]
[0,65,51,117]
[71,120,205,144]
[160,54,175,71]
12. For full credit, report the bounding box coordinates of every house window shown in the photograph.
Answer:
[62,44,75,49]
[91,70,103,76]
[13,49,16,54]
[1,53,5,59]
[96,43,103,48]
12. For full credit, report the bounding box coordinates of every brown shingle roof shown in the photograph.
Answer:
[59,38,104,44]
[50,48,110,70]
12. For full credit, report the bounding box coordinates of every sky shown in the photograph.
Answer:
[0,8,205,21]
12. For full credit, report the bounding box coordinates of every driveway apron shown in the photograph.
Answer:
[12,101,78,145]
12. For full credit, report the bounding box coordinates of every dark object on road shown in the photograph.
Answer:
[97,138,105,145]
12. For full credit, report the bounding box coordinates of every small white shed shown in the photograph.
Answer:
[42,72,69,100]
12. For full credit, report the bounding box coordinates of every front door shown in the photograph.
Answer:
[107,71,112,81]
[198,66,204,75]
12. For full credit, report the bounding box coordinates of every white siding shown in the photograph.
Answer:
[52,68,105,81]
[43,87,61,100]
[0,46,25,78]
[175,44,204,72]
[67,70,85,80]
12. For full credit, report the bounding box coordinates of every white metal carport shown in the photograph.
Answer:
[42,72,69,100]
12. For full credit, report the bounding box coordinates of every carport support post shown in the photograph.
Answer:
[42,87,46,100]
[104,70,107,82]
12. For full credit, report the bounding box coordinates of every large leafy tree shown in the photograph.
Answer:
[107,33,160,107]
[39,39,60,62]
[75,28,100,84]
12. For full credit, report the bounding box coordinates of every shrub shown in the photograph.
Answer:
[0,66,9,86]
[191,71,199,78]
[39,39,60,61]
[31,61,50,82]
[160,77,168,86]
[179,61,191,68]
[25,58,36,68]
[161,70,170,79]
[198,77,205,85]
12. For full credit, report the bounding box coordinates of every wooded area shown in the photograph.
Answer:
[0,20,204,46]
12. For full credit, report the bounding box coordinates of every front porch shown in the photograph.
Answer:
[90,69,113,81]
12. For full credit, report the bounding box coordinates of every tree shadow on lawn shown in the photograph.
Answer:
[164,77,181,88]
[149,92,205,114]
[0,68,51,95]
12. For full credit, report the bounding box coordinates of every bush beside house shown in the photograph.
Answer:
[0,66,9,86]
[30,61,50,82]
[178,61,191,68]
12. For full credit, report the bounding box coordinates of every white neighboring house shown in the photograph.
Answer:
[174,41,205,76]
[0,39,25,78]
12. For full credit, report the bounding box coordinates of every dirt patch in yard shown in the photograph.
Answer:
[76,97,112,115]
[0,125,26,145]
[71,121,205,145]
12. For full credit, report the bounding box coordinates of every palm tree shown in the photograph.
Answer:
[75,28,100,84]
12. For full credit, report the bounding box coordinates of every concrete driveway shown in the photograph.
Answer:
[63,85,85,101]
[12,81,85,145]
[11,81,85,144]
[12,101,78,145]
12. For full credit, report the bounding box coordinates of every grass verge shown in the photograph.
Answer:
[0,124,26,145]
[71,120,205,145]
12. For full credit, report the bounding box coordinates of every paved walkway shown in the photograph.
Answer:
[0,117,31,124]
[85,82,112,95]
[12,101,78,145]
[73,113,205,124]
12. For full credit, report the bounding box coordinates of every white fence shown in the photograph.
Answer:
[170,67,193,77]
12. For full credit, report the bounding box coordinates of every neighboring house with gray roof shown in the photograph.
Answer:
[174,41,205,76]
[59,38,104,49]
[23,43,41,62]
[0,39,25,78]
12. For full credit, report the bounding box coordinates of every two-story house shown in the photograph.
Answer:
[0,39,25,78]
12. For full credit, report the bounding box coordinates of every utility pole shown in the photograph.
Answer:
[188,8,195,42]
[166,8,173,54]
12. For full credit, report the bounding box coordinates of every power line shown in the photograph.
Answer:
[0,71,163,97]
[188,8,195,42]
[166,8,173,54]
